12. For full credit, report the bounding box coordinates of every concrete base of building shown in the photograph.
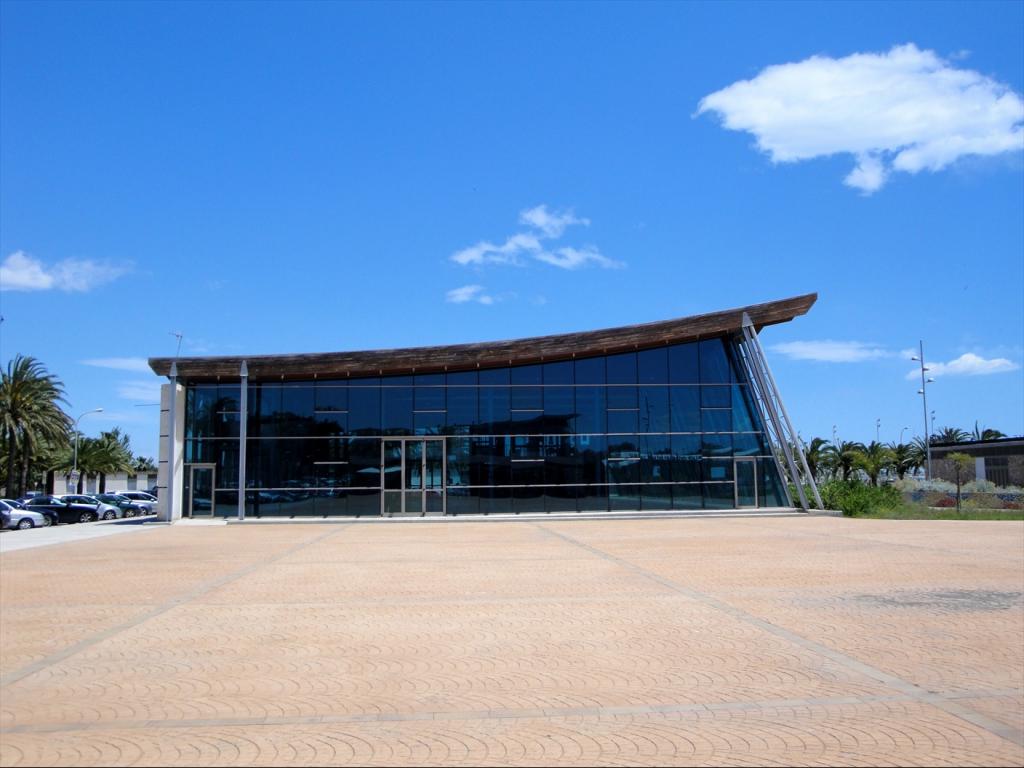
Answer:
[218,507,807,525]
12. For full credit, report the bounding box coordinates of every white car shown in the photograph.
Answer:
[0,499,51,529]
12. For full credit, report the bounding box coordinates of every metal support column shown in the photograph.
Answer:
[238,361,248,521]
[738,313,823,511]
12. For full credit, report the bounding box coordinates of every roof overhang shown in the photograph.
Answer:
[149,293,816,380]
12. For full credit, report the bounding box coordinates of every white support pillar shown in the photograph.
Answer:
[157,364,185,522]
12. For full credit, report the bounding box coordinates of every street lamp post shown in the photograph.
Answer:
[72,407,104,491]
[899,426,910,445]
[875,418,881,444]
[911,341,935,479]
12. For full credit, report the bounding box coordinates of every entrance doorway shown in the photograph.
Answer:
[185,464,216,517]
[734,458,758,508]
[381,438,445,516]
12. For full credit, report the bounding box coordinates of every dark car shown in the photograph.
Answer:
[25,495,102,525]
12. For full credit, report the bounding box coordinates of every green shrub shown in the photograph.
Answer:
[962,493,1005,511]
[819,479,902,516]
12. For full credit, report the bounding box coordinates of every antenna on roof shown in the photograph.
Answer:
[170,331,184,359]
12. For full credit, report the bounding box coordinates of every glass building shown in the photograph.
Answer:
[150,294,818,520]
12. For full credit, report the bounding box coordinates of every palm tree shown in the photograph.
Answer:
[972,422,1006,441]
[908,437,928,473]
[803,437,829,481]
[0,356,71,497]
[70,429,133,493]
[133,455,157,474]
[932,426,969,445]
[948,452,973,511]
[822,440,864,481]
[887,442,917,480]
[852,441,894,486]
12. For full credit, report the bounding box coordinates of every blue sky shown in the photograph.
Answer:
[1,0,1022,461]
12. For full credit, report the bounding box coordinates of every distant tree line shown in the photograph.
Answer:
[801,423,1008,489]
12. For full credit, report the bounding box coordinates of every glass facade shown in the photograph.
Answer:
[182,337,788,517]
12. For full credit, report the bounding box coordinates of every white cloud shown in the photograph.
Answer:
[450,204,620,271]
[518,205,589,238]
[904,352,1020,379]
[770,340,892,363]
[533,245,623,270]
[82,357,152,373]
[697,43,1024,193]
[445,284,496,305]
[117,380,163,401]
[0,250,131,292]
[451,232,541,266]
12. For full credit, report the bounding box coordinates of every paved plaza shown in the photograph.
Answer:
[0,515,1022,766]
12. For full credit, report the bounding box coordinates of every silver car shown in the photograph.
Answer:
[0,499,51,529]
[58,494,123,520]
[115,491,157,514]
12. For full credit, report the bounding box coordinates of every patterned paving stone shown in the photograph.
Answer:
[1,516,1022,766]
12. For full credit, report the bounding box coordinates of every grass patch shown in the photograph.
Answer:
[850,504,1024,521]
[802,479,1024,520]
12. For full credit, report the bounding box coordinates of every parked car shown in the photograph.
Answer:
[116,491,157,514]
[25,495,113,524]
[62,494,122,520]
[94,493,147,518]
[1,499,51,529]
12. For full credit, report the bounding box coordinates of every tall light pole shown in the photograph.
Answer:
[911,341,935,479]
[875,418,881,444]
[72,408,104,489]
[899,425,910,445]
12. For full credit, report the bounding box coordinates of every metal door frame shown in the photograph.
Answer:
[186,463,216,517]
[734,457,758,509]
[380,437,446,516]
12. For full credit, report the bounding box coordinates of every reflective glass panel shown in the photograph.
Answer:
[348,381,381,435]
[543,360,573,385]
[315,382,348,412]
[543,387,574,434]
[670,387,700,432]
[382,387,413,435]
[414,386,445,411]
[607,385,638,410]
[638,348,668,384]
[511,364,542,386]
[606,352,637,384]
[700,339,732,383]
[574,356,605,385]
[638,387,669,433]
[668,342,699,384]
[607,409,638,433]
[701,385,731,408]
[574,387,606,433]
[446,386,477,432]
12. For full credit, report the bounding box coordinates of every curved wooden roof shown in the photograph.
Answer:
[149,293,816,380]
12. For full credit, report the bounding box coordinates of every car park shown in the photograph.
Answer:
[0,499,51,529]
[93,493,147,518]
[24,495,110,524]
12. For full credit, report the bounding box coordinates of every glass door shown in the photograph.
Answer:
[187,464,216,517]
[381,438,446,516]
[734,458,757,509]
